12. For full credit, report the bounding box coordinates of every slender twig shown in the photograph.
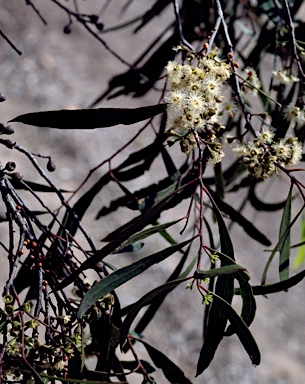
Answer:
[215,0,257,138]
[13,143,96,252]
[49,0,134,69]
[206,16,221,55]
[283,0,305,79]
[0,29,22,55]
[25,0,47,25]
[173,0,194,51]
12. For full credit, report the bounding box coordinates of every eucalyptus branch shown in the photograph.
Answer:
[173,0,194,51]
[283,0,305,79]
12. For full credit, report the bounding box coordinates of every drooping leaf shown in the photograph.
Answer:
[125,252,196,341]
[236,269,305,295]
[140,340,193,384]
[214,162,225,201]
[293,214,305,269]
[261,190,304,285]
[57,188,175,290]
[9,104,166,129]
[120,278,189,348]
[77,238,194,318]
[196,190,235,376]
[279,184,292,281]
[194,264,246,279]
[226,271,256,335]
[211,293,260,366]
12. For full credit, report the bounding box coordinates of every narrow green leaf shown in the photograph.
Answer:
[214,162,225,201]
[279,185,292,281]
[113,218,184,252]
[57,190,175,291]
[77,238,194,318]
[226,272,256,336]
[261,198,304,285]
[120,278,189,348]
[196,191,235,376]
[9,104,166,129]
[211,293,260,367]
[206,189,234,259]
[140,340,193,384]
[114,242,144,254]
[293,214,305,269]
[130,250,196,337]
[194,264,246,279]
[236,269,305,295]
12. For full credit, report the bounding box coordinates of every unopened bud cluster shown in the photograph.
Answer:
[164,50,234,163]
[231,128,303,180]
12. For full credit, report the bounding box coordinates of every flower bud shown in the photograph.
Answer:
[47,158,56,172]
[3,294,13,304]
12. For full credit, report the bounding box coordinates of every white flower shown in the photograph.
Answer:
[272,70,290,84]
[208,146,225,165]
[202,77,222,99]
[256,127,275,144]
[245,67,261,94]
[288,140,303,165]
[185,92,203,110]
[219,100,238,115]
[272,70,300,84]
[164,90,185,108]
[54,360,66,371]
[272,139,291,160]
[283,103,303,125]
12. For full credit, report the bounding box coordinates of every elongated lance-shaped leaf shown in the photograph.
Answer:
[236,269,305,296]
[120,277,190,348]
[201,249,256,333]
[129,247,196,339]
[226,271,256,335]
[56,190,175,291]
[113,218,184,252]
[9,104,166,129]
[194,264,246,279]
[140,340,193,384]
[211,293,260,366]
[77,238,194,318]
[214,162,225,201]
[293,214,305,269]
[279,184,292,281]
[196,190,235,376]
[261,197,305,285]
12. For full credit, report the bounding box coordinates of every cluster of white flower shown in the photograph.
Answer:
[164,50,233,163]
[231,128,303,180]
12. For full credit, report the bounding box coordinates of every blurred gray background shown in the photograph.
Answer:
[1,1,305,383]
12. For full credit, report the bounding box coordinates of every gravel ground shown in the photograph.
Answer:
[1,1,305,383]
